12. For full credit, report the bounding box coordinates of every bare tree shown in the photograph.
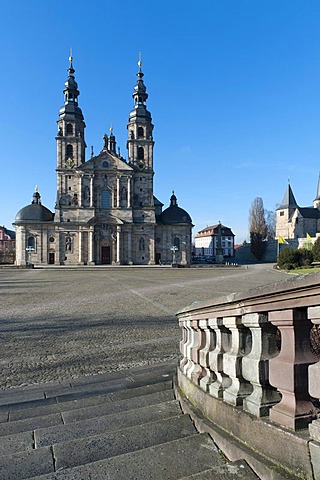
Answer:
[265,209,276,240]
[249,197,267,260]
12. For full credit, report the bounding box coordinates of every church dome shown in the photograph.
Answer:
[158,193,192,225]
[15,189,54,223]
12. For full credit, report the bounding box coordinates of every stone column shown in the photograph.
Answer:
[42,229,48,264]
[90,176,94,207]
[18,227,27,266]
[117,177,120,208]
[149,236,155,265]
[269,308,317,430]
[127,177,131,208]
[78,231,83,264]
[242,313,281,417]
[55,231,60,264]
[116,226,121,264]
[127,230,132,264]
[88,229,95,264]
[308,306,320,478]
[78,175,83,207]
[222,316,252,406]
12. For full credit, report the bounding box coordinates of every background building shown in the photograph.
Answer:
[276,178,320,242]
[14,58,192,266]
[0,226,15,264]
[194,223,235,260]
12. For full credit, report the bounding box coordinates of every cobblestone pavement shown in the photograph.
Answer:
[0,265,288,388]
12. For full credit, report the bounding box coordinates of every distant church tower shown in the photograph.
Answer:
[276,176,320,241]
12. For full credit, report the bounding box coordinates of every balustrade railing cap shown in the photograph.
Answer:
[176,272,320,317]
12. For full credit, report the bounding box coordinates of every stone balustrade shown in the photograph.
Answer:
[175,273,320,479]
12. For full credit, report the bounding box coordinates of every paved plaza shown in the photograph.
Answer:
[0,265,288,389]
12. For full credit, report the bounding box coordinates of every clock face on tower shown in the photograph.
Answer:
[138,160,145,169]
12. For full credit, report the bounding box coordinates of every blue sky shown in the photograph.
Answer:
[1,1,320,242]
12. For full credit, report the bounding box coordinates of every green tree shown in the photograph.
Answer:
[249,197,268,260]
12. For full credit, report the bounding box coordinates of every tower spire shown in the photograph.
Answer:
[313,172,320,209]
[314,172,320,201]
[127,56,154,169]
[63,52,80,108]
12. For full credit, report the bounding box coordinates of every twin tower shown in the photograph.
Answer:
[14,58,193,266]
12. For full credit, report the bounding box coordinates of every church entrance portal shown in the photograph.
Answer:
[101,246,111,264]
[48,252,55,264]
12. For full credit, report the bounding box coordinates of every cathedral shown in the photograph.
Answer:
[14,57,193,266]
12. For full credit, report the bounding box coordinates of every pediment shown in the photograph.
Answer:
[79,151,133,173]
[88,213,125,225]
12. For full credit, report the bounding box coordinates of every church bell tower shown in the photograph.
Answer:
[55,56,87,216]
[56,55,86,170]
[127,59,154,171]
[127,59,155,221]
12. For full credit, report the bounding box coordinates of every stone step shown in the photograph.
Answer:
[34,400,182,448]
[0,389,175,455]
[52,414,196,471]
[178,460,259,479]
[4,380,172,422]
[0,415,195,480]
[0,361,175,410]
[30,433,225,480]
[0,446,54,480]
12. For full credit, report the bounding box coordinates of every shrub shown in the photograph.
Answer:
[277,247,313,270]
[313,237,320,261]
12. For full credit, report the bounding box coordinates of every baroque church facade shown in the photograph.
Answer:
[14,58,193,266]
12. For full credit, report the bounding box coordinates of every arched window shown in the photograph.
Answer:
[101,190,111,209]
[137,126,144,138]
[66,144,73,158]
[66,123,73,135]
[174,237,180,251]
[139,237,145,251]
[137,147,144,160]
[27,236,35,251]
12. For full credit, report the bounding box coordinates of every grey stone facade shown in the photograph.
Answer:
[14,58,193,266]
[276,180,320,241]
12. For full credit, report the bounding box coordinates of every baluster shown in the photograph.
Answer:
[222,316,252,406]
[307,306,320,475]
[181,319,193,376]
[188,321,205,384]
[242,313,281,416]
[208,317,231,398]
[269,308,317,430]
[179,318,188,371]
[199,319,215,391]
[181,320,202,381]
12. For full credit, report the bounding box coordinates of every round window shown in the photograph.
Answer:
[49,237,55,243]
[102,161,109,168]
